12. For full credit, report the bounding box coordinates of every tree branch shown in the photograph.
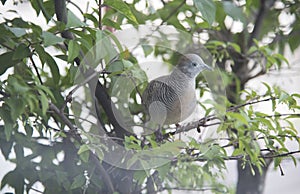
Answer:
[95,82,131,138]
[49,102,77,132]
[54,0,75,40]
[247,0,275,48]
[179,150,300,163]
[53,1,116,192]
[165,97,277,137]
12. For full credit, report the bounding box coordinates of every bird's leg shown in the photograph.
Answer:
[175,123,182,140]
[154,125,163,142]
[197,116,209,133]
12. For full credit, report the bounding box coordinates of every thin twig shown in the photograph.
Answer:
[124,71,144,101]
[159,0,186,25]
[262,113,300,118]
[67,0,85,16]
[161,186,224,192]
[173,115,219,135]
[227,97,275,112]
[279,163,285,176]
[0,42,14,51]
[29,56,43,85]
[99,0,102,30]
[29,187,43,194]
[49,102,77,131]
[60,69,103,111]
[179,150,300,163]
[261,150,300,159]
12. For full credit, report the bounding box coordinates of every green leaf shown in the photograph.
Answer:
[133,170,147,185]
[4,123,13,141]
[104,0,138,25]
[0,128,14,159]
[70,174,85,189]
[24,123,33,137]
[288,34,300,52]
[228,42,241,53]
[255,117,274,130]
[142,45,153,57]
[7,75,30,94]
[36,84,55,101]
[0,106,14,141]
[289,155,297,167]
[78,144,90,163]
[66,11,86,28]
[83,13,98,25]
[274,157,282,168]
[278,92,289,104]
[0,52,19,75]
[272,53,289,66]
[94,146,104,160]
[227,112,248,125]
[30,0,41,15]
[42,31,64,47]
[292,93,300,99]
[39,91,49,116]
[35,45,60,84]
[102,18,122,30]
[232,148,244,156]
[78,144,89,154]
[7,27,27,37]
[262,82,272,95]
[13,43,31,60]
[194,0,216,26]
[1,169,24,193]
[45,53,60,84]
[79,151,90,163]
[43,0,55,22]
[6,97,26,121]
[223,1,246,24]
[156,162,171,179]
[68,40,80,62]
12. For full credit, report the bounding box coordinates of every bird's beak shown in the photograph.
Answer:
[203,63,213,71]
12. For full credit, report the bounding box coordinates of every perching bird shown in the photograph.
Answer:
[142,53,212,132]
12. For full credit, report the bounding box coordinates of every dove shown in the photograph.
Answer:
[142,53,212,131]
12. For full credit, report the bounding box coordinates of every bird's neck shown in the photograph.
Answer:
[170,67,196,81]
[169,68,196,90]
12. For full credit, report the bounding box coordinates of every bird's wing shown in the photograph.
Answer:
[142,77,178,110]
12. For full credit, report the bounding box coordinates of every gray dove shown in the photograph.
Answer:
[142,53,212,131]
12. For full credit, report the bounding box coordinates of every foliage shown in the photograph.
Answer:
[0,0,300,194]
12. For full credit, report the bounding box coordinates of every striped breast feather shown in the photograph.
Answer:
[142,79,178,111]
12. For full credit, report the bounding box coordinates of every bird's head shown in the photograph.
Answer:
[176,53,212,78]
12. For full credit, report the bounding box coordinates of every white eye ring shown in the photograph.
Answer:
[192,62,197,67]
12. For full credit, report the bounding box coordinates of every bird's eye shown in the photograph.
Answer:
[192,62,197,67]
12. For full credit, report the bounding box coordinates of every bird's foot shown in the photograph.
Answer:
[154,126,164,142]
[197,125,201,133]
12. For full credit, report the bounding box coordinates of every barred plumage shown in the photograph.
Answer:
[142,54,212,128]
